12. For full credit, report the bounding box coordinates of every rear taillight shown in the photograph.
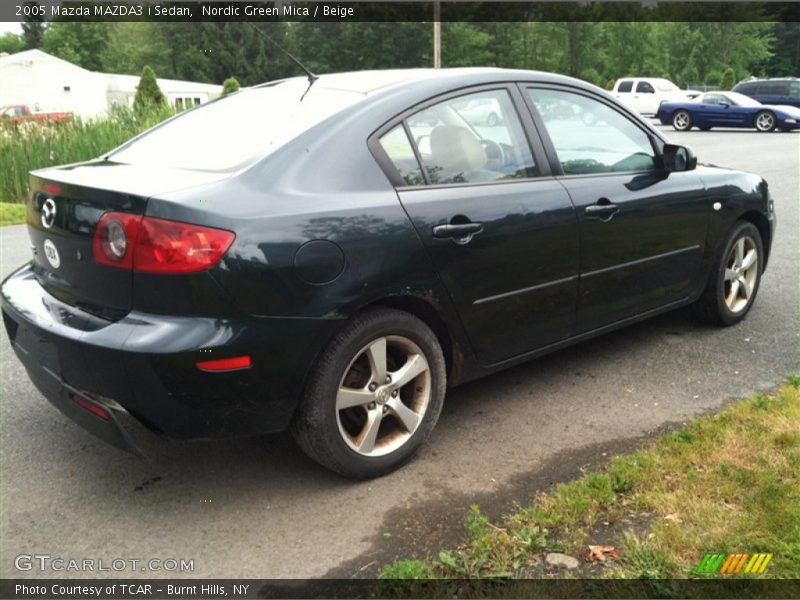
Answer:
[93,212,235,274]
[93,212,141,269]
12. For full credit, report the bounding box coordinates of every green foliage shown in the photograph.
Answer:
[222,77,241,96]
[719,67,736,90]
[378,559,432,579]
[0,33,25,54]
[133,66,166,113]
[788,373,800,389]
[0,106,173,204]
[21,20,45,49]
[465,504,490,540]
[0,202,26,226]
[42,23,110,71]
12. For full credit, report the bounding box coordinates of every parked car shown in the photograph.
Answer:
[0,104,72,124]
[612,77,700,116]
[657,91,800,132]
[733,77,800,108]
[1,68,775,479]
[455,96,503,126]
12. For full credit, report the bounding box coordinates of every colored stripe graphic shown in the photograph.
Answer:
[697,553,774,575]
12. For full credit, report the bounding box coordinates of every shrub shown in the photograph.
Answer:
[222,76,241,96]
[719,68,736,91]
[134,65,166,112]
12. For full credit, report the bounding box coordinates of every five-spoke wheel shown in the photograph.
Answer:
[693,221,763,325]
[336,336,431,457]
[754,111,776,132]
[672,110,692,131]
[292,308,445,479]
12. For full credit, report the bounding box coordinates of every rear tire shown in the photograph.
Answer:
[291,307,446,479]
[672,110,692,131]
[754,111,776,132]
[692,221,763,326]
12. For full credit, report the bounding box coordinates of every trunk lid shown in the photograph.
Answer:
[27,160,228,320]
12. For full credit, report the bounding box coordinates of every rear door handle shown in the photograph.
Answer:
[432,222,483,243]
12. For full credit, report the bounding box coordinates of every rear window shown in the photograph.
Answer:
[110,80,364,171]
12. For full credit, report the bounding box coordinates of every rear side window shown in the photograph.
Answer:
[736,82,757,94]
[617,81,633,93]
[759,81,787,95]
[403,89,537,185]
[528,88,656,175]
[110,80,364,172]
[378,125,425,186]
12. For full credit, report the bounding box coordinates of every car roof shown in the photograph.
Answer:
[256,67,591,96]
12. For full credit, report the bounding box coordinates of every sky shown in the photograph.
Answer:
[0,22,22,35]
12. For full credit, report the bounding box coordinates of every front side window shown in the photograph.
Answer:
[405,89,536,185]
[703,94,729,105]
[528,88,656,175]
[636,81,655,94]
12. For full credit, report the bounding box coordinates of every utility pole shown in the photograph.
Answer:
[433,1,441,69]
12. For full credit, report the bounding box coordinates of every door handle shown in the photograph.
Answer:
[432,222,483,243]
[585,199,620,220]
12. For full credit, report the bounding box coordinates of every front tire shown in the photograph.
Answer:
[291,307,446,479]
[755,111,776,132]
[692,221,763,326]
[672,110,692,131]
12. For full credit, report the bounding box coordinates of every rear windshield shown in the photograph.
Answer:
[110,80,364,171]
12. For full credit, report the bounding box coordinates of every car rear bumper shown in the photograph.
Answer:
[2,264,339,445]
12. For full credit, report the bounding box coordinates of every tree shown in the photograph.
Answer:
[21,16,45,49]
[719,67,736,91]
[222,77,241,96]
[134,66,165,112]
[42,23,110,71]
[0,33,25,54]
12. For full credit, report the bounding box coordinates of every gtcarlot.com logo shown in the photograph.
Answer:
[15,554,194,573]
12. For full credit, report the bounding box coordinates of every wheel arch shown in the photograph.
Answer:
[739,210,772,269]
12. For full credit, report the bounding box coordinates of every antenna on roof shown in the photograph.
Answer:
[245,23,318,86]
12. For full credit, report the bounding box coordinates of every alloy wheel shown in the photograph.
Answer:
[336,336,431,457]
[755,112,775,132]
[673,111,691,131]
[723,236,758,313]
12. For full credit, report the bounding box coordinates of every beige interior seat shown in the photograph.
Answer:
[429,126,490,181]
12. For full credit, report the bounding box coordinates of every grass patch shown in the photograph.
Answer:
[0,202,26,226]
[0,106,173,204]
[380,376,800,581]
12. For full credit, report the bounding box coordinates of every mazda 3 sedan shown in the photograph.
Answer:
[1,69,775,478]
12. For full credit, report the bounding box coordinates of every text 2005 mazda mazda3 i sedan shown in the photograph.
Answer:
[1,69,776,478]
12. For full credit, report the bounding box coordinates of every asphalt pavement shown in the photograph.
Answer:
[0,127,798,579]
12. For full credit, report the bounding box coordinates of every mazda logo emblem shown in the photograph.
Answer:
[41,198,56,229]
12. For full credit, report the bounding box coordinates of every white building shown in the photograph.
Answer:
[0,49,223,119]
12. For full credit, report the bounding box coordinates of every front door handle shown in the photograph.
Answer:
[432,221,483,243]
[585,199,620,221]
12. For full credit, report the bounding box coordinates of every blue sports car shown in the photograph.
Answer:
[657,91,800,132]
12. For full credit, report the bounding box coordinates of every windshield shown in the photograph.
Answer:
[723,92,762,107]
[110,80,364,171]
[654,79,679,92]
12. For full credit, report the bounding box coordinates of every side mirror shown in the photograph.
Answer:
[662,144,697,173]
[720,102,730,109]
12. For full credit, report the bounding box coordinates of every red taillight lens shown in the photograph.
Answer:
[92,213,235,274]
[93,212,142,269]
[134,216,235,274]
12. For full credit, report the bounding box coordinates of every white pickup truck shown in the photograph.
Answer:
[612,78,700,116]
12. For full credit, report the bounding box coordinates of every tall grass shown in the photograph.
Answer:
[0,105,174,204]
